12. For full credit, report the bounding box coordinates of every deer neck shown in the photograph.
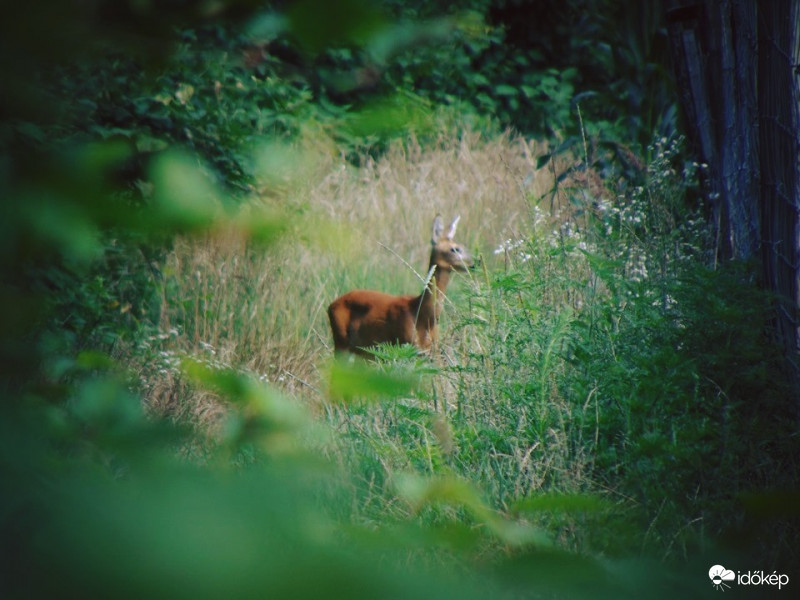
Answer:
[416,262,450,324]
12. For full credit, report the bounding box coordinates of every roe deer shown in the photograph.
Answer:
[328,215,474,356]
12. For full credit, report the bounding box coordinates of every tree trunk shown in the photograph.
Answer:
[757,0,800,379]
[666,0,800,383]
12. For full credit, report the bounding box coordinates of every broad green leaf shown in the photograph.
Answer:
[327,358,416,402]
[148,151,221,231]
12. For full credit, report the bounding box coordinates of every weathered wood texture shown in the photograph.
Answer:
[666,0,799,381]
[757,0,800,379]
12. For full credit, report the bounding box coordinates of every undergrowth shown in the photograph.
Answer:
[133,129,799,571]
[6,4,798,598]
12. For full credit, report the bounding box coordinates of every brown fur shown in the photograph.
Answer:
[328,216,473,356]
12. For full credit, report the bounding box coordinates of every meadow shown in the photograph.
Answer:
[141,128,545,418]
[132,124,798,574]
[4,5,798,594]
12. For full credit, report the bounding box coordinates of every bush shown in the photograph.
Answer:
[3,2,797,598]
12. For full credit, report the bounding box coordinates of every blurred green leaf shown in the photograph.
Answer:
[231,206,287,246]
[248,138,325,193]
[147,151,221,232]
[343,93,434,140]
[328,357,417,402]
[286,0,387,54]
[20,194,103,263]
[181,357,313,455]
[394,472,548,547]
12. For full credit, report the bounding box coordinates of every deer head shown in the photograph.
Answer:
[430,215,474,273]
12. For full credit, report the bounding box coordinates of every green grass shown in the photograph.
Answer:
[6,5,797,596]
[129,127,799,579]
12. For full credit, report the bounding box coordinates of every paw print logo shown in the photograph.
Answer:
[709,565,735,591]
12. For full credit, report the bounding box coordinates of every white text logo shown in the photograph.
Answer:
[709,564,790,591]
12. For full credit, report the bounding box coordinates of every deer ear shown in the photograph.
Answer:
[432,214,444,244]
[445,215,460,240]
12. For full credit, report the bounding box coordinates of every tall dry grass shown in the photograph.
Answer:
[133,126,620,546]
[131,128,800,563]
[141,128,552,426]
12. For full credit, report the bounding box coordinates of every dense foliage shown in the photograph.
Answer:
[2,1,797,598]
